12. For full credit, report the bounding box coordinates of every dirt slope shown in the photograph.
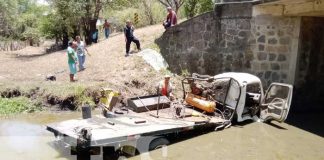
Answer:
[0,24,184,102]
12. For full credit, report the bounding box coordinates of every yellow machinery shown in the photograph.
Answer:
[185,93,216,113]
[99,88,120,112]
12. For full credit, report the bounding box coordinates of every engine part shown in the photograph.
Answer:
[185,93,216,113]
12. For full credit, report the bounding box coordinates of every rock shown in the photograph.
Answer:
[257,52,267,61]
[268,38,278,45]
[280,37,290,45]
[257,35,266,43]
[265,71,272,79]
[278,54,287,61]
[272,72,280,81]
[138,49,169,71]
[46,74,56,81]
[271,63,280,70]
[269,53,277,61]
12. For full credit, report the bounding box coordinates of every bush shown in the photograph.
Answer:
[184,0,214,18]
[0,97,42,115]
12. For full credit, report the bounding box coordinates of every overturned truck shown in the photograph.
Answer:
[46,72,293,159]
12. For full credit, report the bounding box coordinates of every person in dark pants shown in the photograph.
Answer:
[124,20,141,57]
[92,29,99,43]
[163,6,177,29]
[103,19,110,39]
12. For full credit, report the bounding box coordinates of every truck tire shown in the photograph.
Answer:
[103,146,119,160]
[149,138,170,151]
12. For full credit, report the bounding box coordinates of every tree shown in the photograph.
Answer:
[48,0,135,46]
[81,0,104,45]
[142,0,154,25]
[197,0,213,14]
[157,0,185,14]
[184,0,199,18]
[0,0,46,45]
[184,0,214,18]
[0,0,18,37]
[78,0,140,44]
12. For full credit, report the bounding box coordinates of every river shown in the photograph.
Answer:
[0,112,82,160]
[0,111,323,160]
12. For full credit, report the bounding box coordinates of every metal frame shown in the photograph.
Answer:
[181,74,242,121]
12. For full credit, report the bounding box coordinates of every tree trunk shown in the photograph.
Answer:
[83,18,97,45]
[82,0,101,45]
[62,31,69,49]
[143,0,154,25]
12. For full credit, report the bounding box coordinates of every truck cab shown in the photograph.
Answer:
[213,72,293,123]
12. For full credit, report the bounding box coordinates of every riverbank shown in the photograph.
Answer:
[0,82,103,115]
[0,24,187,115]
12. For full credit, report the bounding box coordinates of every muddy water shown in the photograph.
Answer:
[131,121,324,160]
[0,112,84,160]
[1,112,324,160]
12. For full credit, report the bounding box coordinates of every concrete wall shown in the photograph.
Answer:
[156,11,219,74]
[156,3,254,75]
[249,15,301,86]
[156,2,302,88]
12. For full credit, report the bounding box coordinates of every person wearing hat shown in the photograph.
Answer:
[163,6,177,29]
[157,75,175,100]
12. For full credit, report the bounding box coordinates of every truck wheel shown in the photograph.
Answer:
[149,138,170,151]
[103,146,119,160]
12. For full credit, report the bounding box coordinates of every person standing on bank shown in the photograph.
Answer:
[163,6,177,29]
[67,41,78,82]
[103,19,110,39]
[124,20,141,57]
[75,36,90,71]
[92,28,99,43]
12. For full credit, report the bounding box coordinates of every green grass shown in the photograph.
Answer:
[0,82,102,113]
[73,85,96,109]
[0,97,42,115]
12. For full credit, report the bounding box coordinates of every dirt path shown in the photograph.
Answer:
[0,24,163,81]
[0,24,178,97]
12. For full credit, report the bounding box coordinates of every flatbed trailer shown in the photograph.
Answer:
[47,105,228,155]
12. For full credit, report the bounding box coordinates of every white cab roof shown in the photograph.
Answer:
[214,72,261,86]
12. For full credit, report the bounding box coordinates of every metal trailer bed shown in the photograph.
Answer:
[46,106,226,149]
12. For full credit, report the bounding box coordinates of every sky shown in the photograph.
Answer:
[37,0,49,6]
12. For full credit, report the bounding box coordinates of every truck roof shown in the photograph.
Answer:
[214,72,261,86]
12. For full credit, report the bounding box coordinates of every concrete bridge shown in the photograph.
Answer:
[156,0,324,112]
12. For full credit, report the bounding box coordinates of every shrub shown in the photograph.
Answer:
[0,97,42,115]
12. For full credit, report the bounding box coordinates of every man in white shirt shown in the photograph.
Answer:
[75,36,90,71]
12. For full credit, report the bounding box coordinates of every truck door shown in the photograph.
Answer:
[260,83,293,122]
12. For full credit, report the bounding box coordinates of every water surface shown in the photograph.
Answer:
[1,112,324,160]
